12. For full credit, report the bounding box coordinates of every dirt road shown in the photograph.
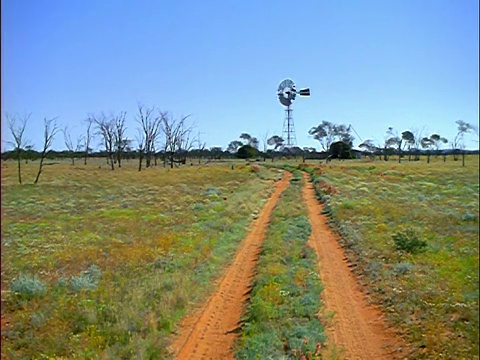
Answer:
[172,171,292,360]
[302,172,405,359]
[172,171,404,359]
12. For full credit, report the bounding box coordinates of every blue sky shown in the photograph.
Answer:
[2,0,479,152]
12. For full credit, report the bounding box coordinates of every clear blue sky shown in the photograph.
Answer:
[2,0,479,152]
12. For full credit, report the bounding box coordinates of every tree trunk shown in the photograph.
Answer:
[71,157,75,166]
[427,154,430,164]
[462,153,465,167]
[117,151,122,168]
[138,155,143,171]
[16,150,22,184]
[146,153,151,168]
[34,156,45,184]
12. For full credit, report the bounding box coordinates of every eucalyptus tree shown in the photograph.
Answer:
[309,121,353,156]
[227,140,243,154]
[401,131,415,161]
[453,120,476,166]
[429,134,448,159]
[267,135,284,162]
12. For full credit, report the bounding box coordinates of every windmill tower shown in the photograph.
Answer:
[277,79,310,147]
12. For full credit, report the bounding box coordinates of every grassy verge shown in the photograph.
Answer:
[235,169,325,359]
[1,161,283,359]
[299,157,479,359]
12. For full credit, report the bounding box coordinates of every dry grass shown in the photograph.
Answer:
[301,155,479,358]
[1,158,282,359]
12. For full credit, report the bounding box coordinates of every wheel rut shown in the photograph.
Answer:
[171,171,292,360]
[302,172,405,359]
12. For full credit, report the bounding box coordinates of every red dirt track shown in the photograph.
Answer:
[302,172,405,359]
[171,171,405,359]
[172,171,292,359]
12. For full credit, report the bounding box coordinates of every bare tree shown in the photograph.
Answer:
[34,117,59,184]
[136,103,162,168]
[84,117,94,165]
[260,131,270,161]
[195,131,207,164]
[62,126,83,166]
[161,113,195,168]
[113,111,127,168]
[93,113,115,170]
[135,129,146,172]
[6,113,30,184]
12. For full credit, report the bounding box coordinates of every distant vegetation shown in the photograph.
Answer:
[3,109,478,184]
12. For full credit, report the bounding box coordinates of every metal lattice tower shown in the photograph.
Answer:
[277,79,309,148]
[282,106,296,147]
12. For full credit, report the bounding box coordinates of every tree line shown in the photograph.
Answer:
[3,105,478,184]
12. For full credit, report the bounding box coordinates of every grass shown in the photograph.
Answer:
[1,159,283,359]
[299,155,479,359]
[235,169,325,359]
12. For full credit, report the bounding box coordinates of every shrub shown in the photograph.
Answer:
[391,262,415,276]
[10,274,47,300]
[69,265,102,292]
[392,228,427,254]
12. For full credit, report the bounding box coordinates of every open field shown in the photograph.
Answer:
[1,155,479,359]
[1,160,284,358]
[299,156,479,358]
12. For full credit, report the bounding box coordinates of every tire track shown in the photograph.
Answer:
[302,172,405,359]
[172,171,292,360]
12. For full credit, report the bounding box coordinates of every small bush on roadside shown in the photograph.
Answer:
[10,274,47,300]
[69,265,102,291]
[391,262,415,276]
[392,228,427,254]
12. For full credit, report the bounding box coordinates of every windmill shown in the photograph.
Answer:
[277,79,310,147]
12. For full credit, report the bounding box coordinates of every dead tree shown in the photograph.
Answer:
[161,113,195,168]
[113,111,127,168]
[195,132,207,164]
[34,117,59,184]
[136,103,162,168]
[62,126,83,166]
[94,113,116,170]
[6,113,30,184]
[135,129,146,172]
[84,117,94,165]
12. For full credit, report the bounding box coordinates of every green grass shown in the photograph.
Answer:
[1,160,283,359]
[235,169,325,359]
[300,156,479,359]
